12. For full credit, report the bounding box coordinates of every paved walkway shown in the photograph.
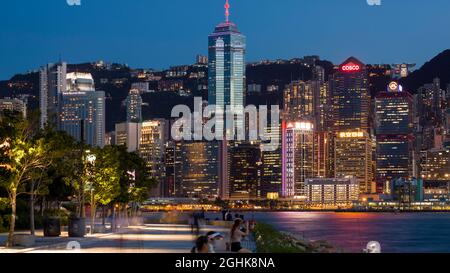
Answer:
[0,224,231,253]
[0,229,119,253]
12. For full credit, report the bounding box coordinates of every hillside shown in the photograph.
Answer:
[401,49,450,92]
[2,51,449,133]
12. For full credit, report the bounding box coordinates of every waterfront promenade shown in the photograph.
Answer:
[0,224,232,253]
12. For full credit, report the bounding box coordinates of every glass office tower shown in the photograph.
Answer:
[208,19,246,132]
[208,1,246,199]
[332,57,370,132]
[375,83,415,193]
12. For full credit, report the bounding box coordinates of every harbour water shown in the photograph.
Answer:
[245,212,450,253]
[145,211,450,253]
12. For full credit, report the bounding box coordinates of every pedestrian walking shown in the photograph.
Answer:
[194,212,200,235]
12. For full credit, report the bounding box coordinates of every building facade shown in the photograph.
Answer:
[332,57,370,132]
[115,122,141,152]
[208,14,246,118]
[0,97,27,118]
[284,81,316,123]
[335,131,373,194]
[126,89,143,123]
[229,142,261,200]
[375,82,415,193]
[305,177,359,206]
[282,121,315,198]
[40,62,67,128]
[180,141,220,199]
[140,120,168,193]
[208,1,246,200]
[58,72,105,147]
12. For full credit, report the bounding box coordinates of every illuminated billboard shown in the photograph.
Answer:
[339,57,364,73]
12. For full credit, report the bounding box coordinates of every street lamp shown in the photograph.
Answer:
[0,140,10,149]
[86,152,96,235]
[86,154,96,164]
[0,140,12,171]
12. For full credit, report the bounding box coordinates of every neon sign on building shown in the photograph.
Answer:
[286,122,314,131]
[341,62,361,72]
[339,131,364,138]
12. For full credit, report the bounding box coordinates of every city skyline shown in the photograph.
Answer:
[1,0,450,256]
[4,0,448,201]
[2,0,450,80]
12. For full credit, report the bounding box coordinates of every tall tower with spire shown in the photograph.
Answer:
[225,0,230,23]
[208,0,246,119]
[208,0,246,199]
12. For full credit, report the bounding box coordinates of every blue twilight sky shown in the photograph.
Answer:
[0,0,449,80]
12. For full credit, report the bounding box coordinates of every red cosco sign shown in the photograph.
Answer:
[341,62,361,72]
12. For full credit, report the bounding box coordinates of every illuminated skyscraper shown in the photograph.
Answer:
[115,89,145,152]
[315,81,333,132]
[66,72,95,91]
[375,82,414,135]
[180,141,220,199]
[208,0,246,130]
[416,78,446,142]
[164,141,183,197]
[314,131,332,178]
[335,131,373,194]
[420,148,450,192]
[115,122,141,152]
[332,57,370,132]
[40,62,67,128]
[139,119,168,194]
[446,108,450,142]
[208,0,246,199]
[313,65,326,83]
[331,57,372,194]
[229,142,261,200]
[284,81,316,123]
[126,89,143,123]
[284,80,333,182]
[282,121,315,198]
[59,72,105,147]
[260,123,282,199]
[375,82,415,192]
[431,78,445,121]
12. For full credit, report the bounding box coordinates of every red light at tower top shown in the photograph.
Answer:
[225,0,230,23]
[341,62,361,72]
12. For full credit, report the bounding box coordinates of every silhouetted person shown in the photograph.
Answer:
[194,212,200,235]
[226,211,233,221]
[221,209,227,221]
[200,208,206,220]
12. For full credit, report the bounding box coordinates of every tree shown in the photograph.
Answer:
[0,111,51,247]
[107,146,158,228]
[86,146,121,233]
[27,128,78,235]
[51,135,87,218]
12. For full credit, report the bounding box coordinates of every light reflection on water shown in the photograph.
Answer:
[246,212,450,253]
[145,211,450,253]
